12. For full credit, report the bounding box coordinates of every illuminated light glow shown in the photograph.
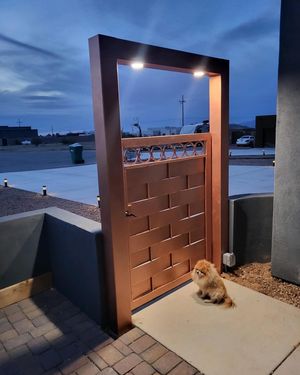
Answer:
[193,71,205,78]
[131,61,144,70]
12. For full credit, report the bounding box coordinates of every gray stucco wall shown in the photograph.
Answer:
[0,208,105,325]
[45,209,104,325]
[272,0,300,285]
[229,194,273,266]
[0,212,49,288]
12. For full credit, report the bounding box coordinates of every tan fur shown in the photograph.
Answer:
[191,259,235,308]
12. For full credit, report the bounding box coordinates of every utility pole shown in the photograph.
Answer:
[132,119,142,137]
[179,95,186,127]
[17,118,22,127]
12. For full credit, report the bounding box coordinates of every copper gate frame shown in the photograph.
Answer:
[89,35,229,334]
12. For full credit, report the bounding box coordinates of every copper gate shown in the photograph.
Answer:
[122,134,211,309]
[89,34,229,333]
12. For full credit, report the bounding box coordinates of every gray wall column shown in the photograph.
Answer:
[272,0,300,285]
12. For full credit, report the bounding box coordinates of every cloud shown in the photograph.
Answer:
[0,33,62,59]
[218,14,278,45]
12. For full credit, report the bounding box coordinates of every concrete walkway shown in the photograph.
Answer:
[133,280,300,375]
[0,164,274,205]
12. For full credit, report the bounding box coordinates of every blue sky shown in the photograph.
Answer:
[0,0,281,133]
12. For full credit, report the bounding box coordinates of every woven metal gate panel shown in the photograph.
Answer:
[122,134,212,309]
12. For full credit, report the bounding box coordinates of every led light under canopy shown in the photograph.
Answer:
[131,61,144,70]
[193,71,205,78]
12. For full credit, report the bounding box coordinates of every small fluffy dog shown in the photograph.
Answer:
[191,259,235,308]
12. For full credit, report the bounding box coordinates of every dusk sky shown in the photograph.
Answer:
[0,0,281,134]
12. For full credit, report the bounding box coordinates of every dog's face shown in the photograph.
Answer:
[191,259,211,281]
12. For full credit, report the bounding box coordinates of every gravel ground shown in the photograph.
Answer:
[0,185,101,222]
[223,263,300,309]
[1,186,299,309]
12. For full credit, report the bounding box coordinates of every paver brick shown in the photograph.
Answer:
[16,353,45,375]
[44,328,64,342]
[39,348,62,370]
[119,327,144,345]
[18,298,37,310]
[0,328,18,341]
[7,343,31,359]
[30,322,56,338]
[3,332,31,351]
[129,334,156,354]
[152,351,182,374]
[72,320,97,334]
[43,369,63,375]
[58,341,88,360]
[28,336,51,354]
[88,351,108,370]
[141,342,168,364]
[113,353,143,375]
[131,361,155,375]
[76,360,100,375]
[32,314,51,327]
[59,355,88,375]
[50,333,77,350]
[76,326,101,342]
[112,338,133,356]
[97,344,124,366]
[0,349,9,366]
[0,320,12,335]
[13,318,35,334]
[168,361,198,375]
[84,332,111,350]
[92,336,114,352]
[3,304,21,315]
[63,312,88,328]
[7,311,26,323]
[101,368,118,375]
[25,307,44,320]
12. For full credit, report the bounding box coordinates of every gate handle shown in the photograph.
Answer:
[125,205,136,217]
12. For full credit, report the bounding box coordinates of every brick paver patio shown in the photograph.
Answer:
[0,289,202,374]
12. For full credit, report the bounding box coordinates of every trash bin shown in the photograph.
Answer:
[69,143,84,164]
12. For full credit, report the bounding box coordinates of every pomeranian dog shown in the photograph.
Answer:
[191,259,235,308]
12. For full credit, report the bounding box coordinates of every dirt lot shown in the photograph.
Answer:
[0,185,100,222]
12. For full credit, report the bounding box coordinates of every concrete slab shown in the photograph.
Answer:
[229,165,274,196]
[0,164,274,205]
[229,147,275,157]
[274,346,300,375]
[133,280,300,375]
[0,164,99,205]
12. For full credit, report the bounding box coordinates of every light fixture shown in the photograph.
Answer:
[4,178,8,187]
[97,195,100,207]
[131,61,144,70]
[193,70,205,78]
[42,185,47,196]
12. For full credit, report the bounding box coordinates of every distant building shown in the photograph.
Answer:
[0,126,38,146]
[255,115,276,147]
[229,124,256,145]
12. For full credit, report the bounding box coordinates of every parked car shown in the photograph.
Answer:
[180,121,209,134]
[21,140,31,145]
[236,135,255,147]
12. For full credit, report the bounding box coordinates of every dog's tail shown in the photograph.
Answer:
[223,295,235,308]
